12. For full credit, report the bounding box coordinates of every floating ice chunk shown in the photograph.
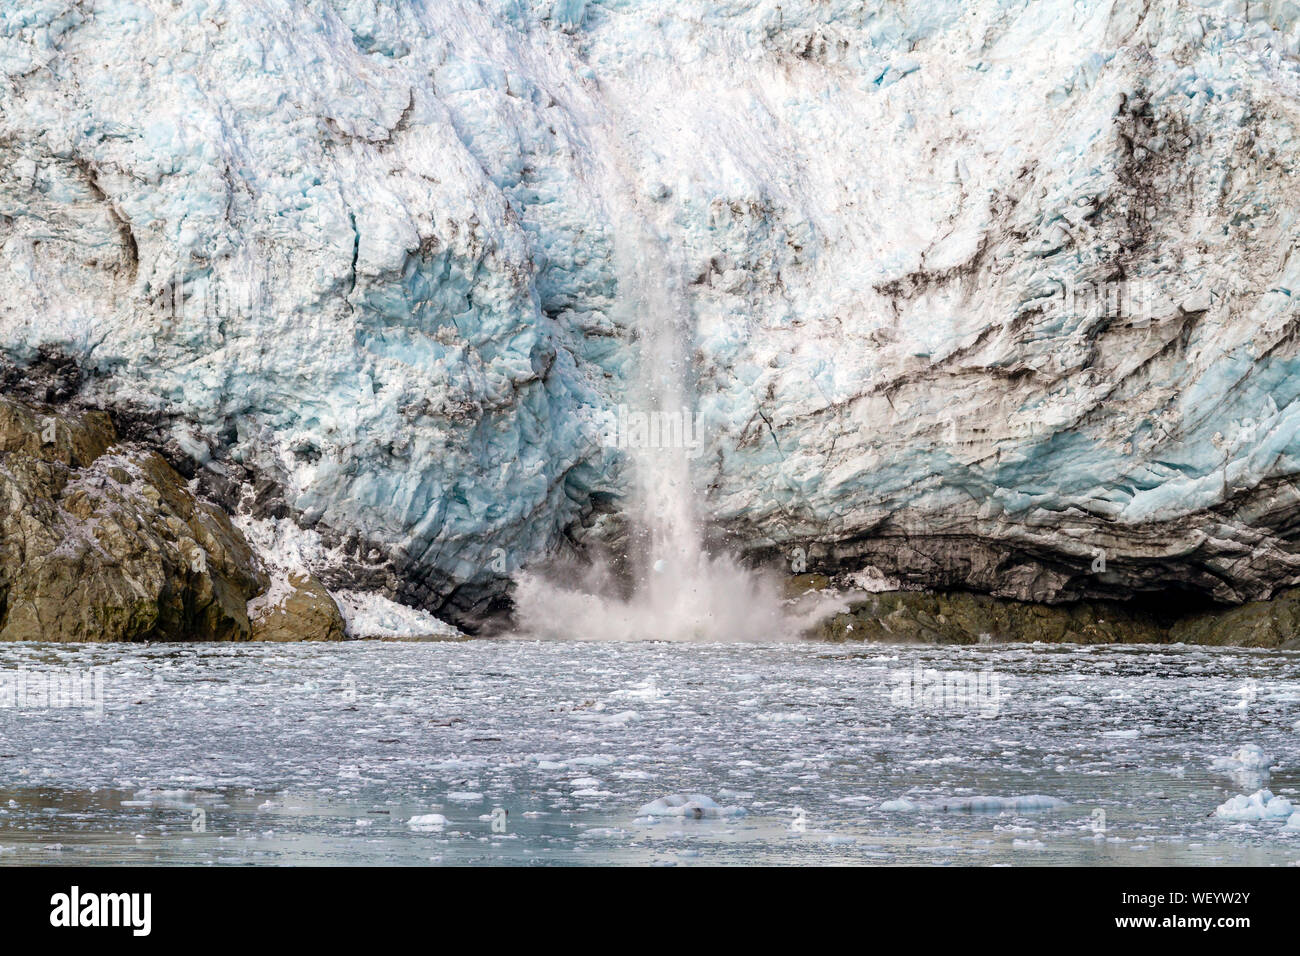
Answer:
[636,794,746,819]
[1013,838,1046,849]
[566,756,616,767]
[1285,812,1300,831]
[880,795,1065,812]
[1211,744,1272,773]
[879,798,921,811]
[446,792,483,802]
[583,828,628,839]
[572,709,640,725]
[1212,744,1273,787]
[934,795,1066,812]
[408,813,448,831]
[609,680,666,702]
[1214,789,1295,821]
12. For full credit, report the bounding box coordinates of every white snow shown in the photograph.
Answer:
[245,571,297,623]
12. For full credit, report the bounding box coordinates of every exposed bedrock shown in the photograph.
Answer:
[0,392,343,641]
[2,2,1300,621]
[248,573,347,643]
[806,583,1300,649]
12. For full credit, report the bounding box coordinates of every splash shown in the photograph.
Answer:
[513,218,838,641]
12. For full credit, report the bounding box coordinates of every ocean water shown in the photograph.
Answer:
[0,639,1297,866]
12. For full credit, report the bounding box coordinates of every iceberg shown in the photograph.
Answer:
[1214,789,1296,821]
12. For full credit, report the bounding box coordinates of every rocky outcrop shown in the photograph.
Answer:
[248,573,346,643]
[1170,589,1300,649]
[0,393,277,641]
[809,585,1300,649]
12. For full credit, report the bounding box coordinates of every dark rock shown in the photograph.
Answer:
[248,573,345,642]
[0,394,269,641]
[812,586,1300,648]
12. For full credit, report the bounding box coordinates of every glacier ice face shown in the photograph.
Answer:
[0,0,628,621]
[2,0,1300,623]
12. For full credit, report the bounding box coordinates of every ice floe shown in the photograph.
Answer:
[636,794,746,819]
[407,814,448,831]
[1211,744,1272,774]
[880,795,1067,812]
[1214,789,1295,821]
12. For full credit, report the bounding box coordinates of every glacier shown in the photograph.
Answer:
[3,0,1300,628]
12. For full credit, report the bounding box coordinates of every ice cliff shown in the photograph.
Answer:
[3,0,1300,627]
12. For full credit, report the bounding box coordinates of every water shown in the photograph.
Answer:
[1,640,1298,865]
